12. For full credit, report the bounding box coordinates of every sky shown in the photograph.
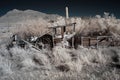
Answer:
[0,0,120,18]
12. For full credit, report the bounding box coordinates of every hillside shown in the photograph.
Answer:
[0,9,61,39]
[0,9,60,27]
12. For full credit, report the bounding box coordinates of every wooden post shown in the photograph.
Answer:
[61,27,64,39]
[73,23,76,32]
[89,37,91,47]
[52,37,55,47]
[52,28,55,37]
[72,37,74,48]
[54,28,57,34]
[97,36,99,48]
[81,37,83,46]
[63,26,66,32]
[66,7,69,19]
[52,28,55,47]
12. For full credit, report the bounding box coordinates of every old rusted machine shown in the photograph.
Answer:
[7,7,120,50]
[7,22,76,50]
[49,23,76,47]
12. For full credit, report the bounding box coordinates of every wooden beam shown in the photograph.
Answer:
[21,39,42,51]
[49,23,76,29]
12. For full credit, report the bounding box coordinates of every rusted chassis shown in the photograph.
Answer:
[7,33,120,51]
[35,34,53,49]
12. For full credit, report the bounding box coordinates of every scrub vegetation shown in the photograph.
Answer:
[0,10,120,80]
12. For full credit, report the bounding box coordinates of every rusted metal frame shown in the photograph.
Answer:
[21,39,42,51]
[81,37,90,47]
[97,36,113,48]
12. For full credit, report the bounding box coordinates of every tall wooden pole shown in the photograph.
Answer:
[66,7,69,19]
[62,6,69,39]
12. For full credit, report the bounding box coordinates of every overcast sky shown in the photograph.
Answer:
[0,0,120,18]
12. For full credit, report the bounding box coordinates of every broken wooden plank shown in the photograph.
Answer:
[48,23,76,29]
[21,39,42,51]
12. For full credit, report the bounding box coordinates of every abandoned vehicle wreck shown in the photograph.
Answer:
[7,22,120,51]
[7,22,77,50]
[6,7,120,50]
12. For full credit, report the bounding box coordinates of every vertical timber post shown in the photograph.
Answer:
[66,7,69,19]
[52,28,55,47]
[97,36,99,49]
[65,6,69,33]
[61,27,64,39]
[73,23,76,32]
[72,23,76,48]
[89,37,91,47]
[72,37,74,48]
[61,7,69,40]
[66,6,74,48]
[81,37,83,46]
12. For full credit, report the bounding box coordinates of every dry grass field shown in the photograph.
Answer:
[0,10,120,80]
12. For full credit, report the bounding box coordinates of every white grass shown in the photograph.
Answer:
[0,13,120,80]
